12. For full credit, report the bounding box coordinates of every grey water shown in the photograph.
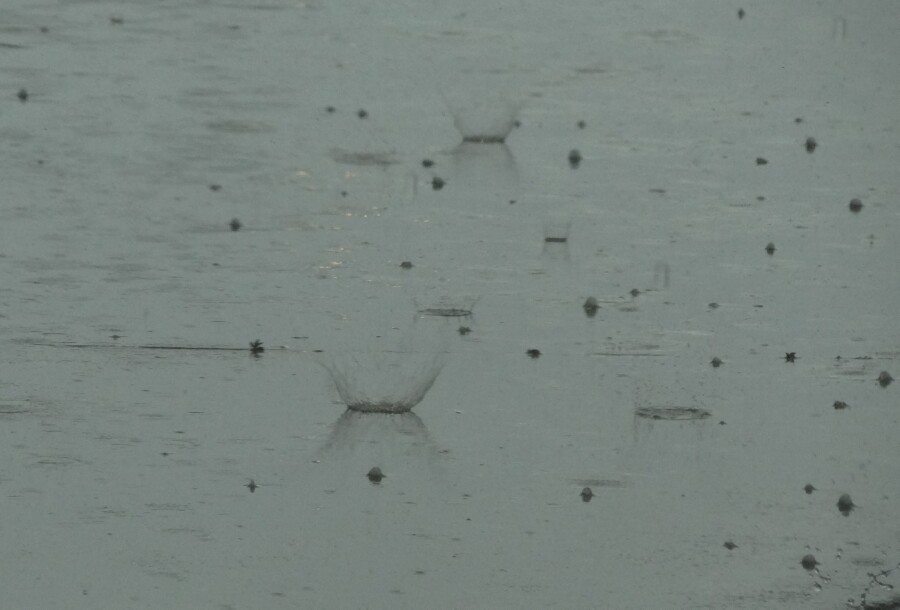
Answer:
[1,0,899,608]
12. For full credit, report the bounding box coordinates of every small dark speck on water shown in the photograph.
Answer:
[795,117,803,124]
[110,16,124,24]
[724,541,738,550]
[432,176,445,190]
[801,554,819,571]
[737,8,745,19]
[246,479,258,493]
[756,157,768,165]
[805,137,817,153]
[357,109,368,119]
[804,484,817,494]
[833,400,848,410]
[765,242,776,255]
[422,158,434,168]
[877,371,893,387]
[249,340,264,355]
[209,184,222,191]
[583,297,599,318]
[367,467,385,483]
[708,302,719,309]
[580,487,593,502]
[457,326,471,336]
[325,105,336,113]
[400,261,413,269]
[526,349,541,359]
[568,149,582,168]
[577,120,586,129]
[784,352,796,363]
[848,198,863,213]
[229,218,242,231]
[629,288,640,298]
[711,357,723,368]
[17,88,28,102]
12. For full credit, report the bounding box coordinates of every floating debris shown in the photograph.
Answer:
[634,407,711,421]
[526,349,541,359]
[17,88,28,102]
[367,467,385,483]
[110,16,124,24]
[737,8,745,19]
[422,158,434,167]
[568,149,582,169]
[765,242,776,255]
[209,184,222,191]
[837,493,856,516]
[245,479,258,493]
[583,297,600,318]
[878,371,893,387]
[833,400,848,410]
[249,340,264,355]
[629,288,641,298]
[711,357,723,368]
[431,176,445,191]
[577,120,586,129]
[357,109,368,119]
[801,554,820,571]
[325,105,336,113]
[848,198,863,213]
[805,137,818,153]
[756,157,768,166]
[457,326,471,336]
[580,487,593,502]
[804,484,817,494]
[724,541,738,550]
[229,218,242,232]
[708,302,719,310]
[784,352,796,363]
[400,261,413,269]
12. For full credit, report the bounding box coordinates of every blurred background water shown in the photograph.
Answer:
[1,0,898,608]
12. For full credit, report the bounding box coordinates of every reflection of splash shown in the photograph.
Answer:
[446,141,520,205]
[317,411,446,477]
[318,351,445,413]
